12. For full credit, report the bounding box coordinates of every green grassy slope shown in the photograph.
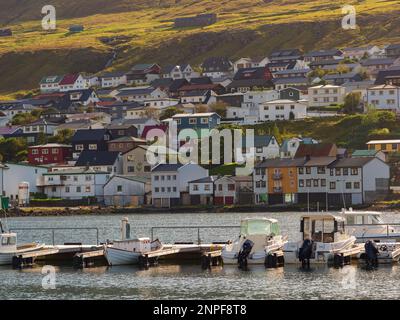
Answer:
[0,0,399,94]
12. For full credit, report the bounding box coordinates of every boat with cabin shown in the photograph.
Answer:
[341,208,400,243]
[104,218,164,266]
[0,220,45,265]
[221,218,287,266]
[283,214,359,266]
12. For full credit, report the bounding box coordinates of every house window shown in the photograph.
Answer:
[117,185,123,192]
[155,176,159,181]
[144,166,151,172]
[299,180,304,187]
[31,149,38,155]
[330,169,334,176]
[155,187,159,192]
[175,119,181,125]
[306,180,311,187]
[346,182,352,189]
[201,118,209,124]
[256,147,263,153]
[85,186,91,193]
[52,187,56,192]
[193,185,199,191]
[42,149,49,155]
[313,180,319,187]
[65,186,70,193]
[298,168,304,175]
[52,148,59,154]
[306,167,311,174]
[351,168,359,175]
[205,184,210,191]
[128,166,135,173]
[89,144,97,150]
[330,182,336,190]
[317,167,325,174]
[343,168,349,176]
[335,168,341,176]
[228,184,235,191]
[76,186,81,193]
[173,187,177,192]
[85,176,92,181]
[73,176,78,182]
[189,118,197,124]
[76,144,84,151]
[321,179,326,187]
[218,184,222,191]
[354,182,360,189]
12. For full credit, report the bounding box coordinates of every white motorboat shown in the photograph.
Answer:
[0,221,45,265]
[221,218,287,266]
[359,241,400,265]
[104,217,164,266]
[284,214,358,266]
[341,208,400,242]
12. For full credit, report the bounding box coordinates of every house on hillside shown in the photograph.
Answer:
[227,66,274,93]
[59,74,85,92]
[71,128,112,159]
[40,75,63,93]
[75,150,122,174]
[103,175,150,206]
[100,72,127,88]
[28,143,72,165]
[201,57,233,79]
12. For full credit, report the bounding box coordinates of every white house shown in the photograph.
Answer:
[144,98,179,109]
[22,119,58,135]
[366,84,400,112]
[242,90,279,108]
[40,75,63,93]
[188,176,216,205]
[103,175,150,206]
[115,87,168,102]
[180,90,217,105]
[233,57,270,73]
[151,163,209,207]
[161,64,199,80]
[3,163,48,203]
[259,99,308,121]
[243,135,280,162]
[83,75,100,88]
[39,168,111,201]
[59,74,86,92]
[342,46,382,60]
[100,72,127,88]
[308,85,346,107]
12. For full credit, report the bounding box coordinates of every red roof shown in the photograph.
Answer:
[59,74,80,85]
[294,143,337,158]
[141,125,168,139]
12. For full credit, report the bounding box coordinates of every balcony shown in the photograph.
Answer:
[272,173,283,180]
[273,187,283,193]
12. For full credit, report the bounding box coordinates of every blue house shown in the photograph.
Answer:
[171,113,221,132]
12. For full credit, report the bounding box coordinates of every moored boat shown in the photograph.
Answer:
[283,214,359,266]
[221,217,287,266]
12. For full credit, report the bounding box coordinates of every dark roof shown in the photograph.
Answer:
[256,158,306,168]
[75,150,120,166]
[387,44,400,50]
[116,87,155,96]
[71,129,109,142]
[328,157,375,168]
[169,79,190,92]
[361,58,395,66]
[304,157,337,167]
[189,176,216,184]
[304,49,343,57]
[234,66,271,80]
[100,71,126,78]
[151,78,174,89]
[273,77,308,85]
[202,57,233,72]
[375,69,400,85]
[151,163,183,172]
[190,77,213,85]
[269,49,302,58]
[295,143,337,158]
[227,79,273,89]
[242,135,275,147]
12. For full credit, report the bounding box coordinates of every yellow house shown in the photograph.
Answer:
[367,139,400,153]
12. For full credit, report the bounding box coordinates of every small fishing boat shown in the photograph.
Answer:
[221,218,287,266]
[283,214,359,266]
[104,218,164,266]
[341,208,400,242]
[359,241,400,266]
[0,221,45,265]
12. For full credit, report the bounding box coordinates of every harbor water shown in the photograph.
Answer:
[2,211,400,300]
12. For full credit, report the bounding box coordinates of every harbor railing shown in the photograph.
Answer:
[9,227,100,245]
[150,226,240,244]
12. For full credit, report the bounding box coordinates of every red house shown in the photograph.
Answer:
[28,143,73,165]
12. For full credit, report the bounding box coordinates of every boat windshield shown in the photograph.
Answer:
[241,220,280,236]
[346,214,384,225]
[1,235,16,246]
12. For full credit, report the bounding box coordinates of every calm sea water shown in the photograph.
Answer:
[1,211,400,300]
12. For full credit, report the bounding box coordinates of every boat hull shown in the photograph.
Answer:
[104,246,141,266]
[0,244,45,265]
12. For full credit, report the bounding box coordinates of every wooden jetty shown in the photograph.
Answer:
[12,244,103,269]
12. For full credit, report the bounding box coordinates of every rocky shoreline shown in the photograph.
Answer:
[2,202,400,217]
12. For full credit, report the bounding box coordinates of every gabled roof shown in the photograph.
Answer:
[188,176,216,184]
[256,158,306,168]
[375,69,400,85]
[71,129,109,142]
[0,126,21,135]
[234,66,270,80]
[242,135,276,148]
[361,58,395,66]
[352,149,381,157]
[202,56,233,72]
[151,163,183,172]
[304,49,343,57]
[75,150,120,166]
[59,74,80,85]
[40,75,63,85]
[100,71,127,78]
[116,87,155,96]
[273,77,308,85]
[104,175,150,187]
[25,119,58,127]
[190,77,212,85]
[328,157,375,168]
[295,143,337,158]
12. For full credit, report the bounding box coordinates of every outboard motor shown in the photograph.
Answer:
[238,239,254,269]
[364,240,379,269]
[299,239,313,269]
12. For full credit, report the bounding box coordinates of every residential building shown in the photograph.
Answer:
[107,136,146,153]
[201,57,233,79]
[71,128,112,159]
[151,163,209,207]
[180,90,217,105]
[304,49,343,63]
[307,85,346,107]
[106,123,138,138]
[361,58,395,77]
[375,68,400,86]
[259,99,307,121]
[115,87,167,102]
[386,44,400,58]
[28,144,72,165]
[75,150,122,174]
[273,77,309,91]
[322,72,363,86]
[214,175,253,205]
[227,66,274,93]
[188,176,216,205]
[22,119,58,136]
[171,112,220,132]
[280,137,318,158]
[242,135,280,162]
[40,75,63,93]
[367,139,400,154]
[269,49,303,63]
[352,149,387,162]
[59,74,86,92]
[103,175,150,206]
[367,85,400,112]
[342,45,382,60]
[38,168,110,201]
[161,64,199,80]
[100,72,127,88]
[126,63,161,86]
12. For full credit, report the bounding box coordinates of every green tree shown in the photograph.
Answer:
[343,92,362,114]
[209,102,228,118]
[48,129,74,144]
[160,106,181,120]
[0,138,28,162]
[271,123,281,143]
[11,109,43,125]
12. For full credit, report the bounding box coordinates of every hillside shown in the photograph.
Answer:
[0,0,400,94]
